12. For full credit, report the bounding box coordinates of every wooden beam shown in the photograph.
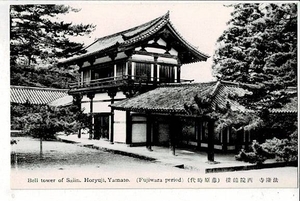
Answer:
[126,111,132,145]
[222,128,228,152]
[133,50,178,59]
[169,114,178,156]
[207,120,215,162]
[108,89,117,144]
[73,94,83,138]
[87,93,95,140]
[177,66,181,83]
[146,113,153,151]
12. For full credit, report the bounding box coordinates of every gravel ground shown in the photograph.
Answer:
[10,137,298,189]
[11,137,190,173]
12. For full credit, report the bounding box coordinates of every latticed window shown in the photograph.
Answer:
[91,65,114,80]
[159,64,174,83]
[135,62,151,81]
[116,62,126,78]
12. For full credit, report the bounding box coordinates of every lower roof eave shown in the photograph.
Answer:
[111,106,216,119]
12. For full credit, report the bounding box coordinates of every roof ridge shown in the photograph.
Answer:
[84,12,169,51]
[121,12,169,46]
[122,11,169,40]
[219,80,262,89]
[210,81,222,97]
[10,85,68,92]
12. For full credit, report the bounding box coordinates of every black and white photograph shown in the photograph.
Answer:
[2,0,299,198]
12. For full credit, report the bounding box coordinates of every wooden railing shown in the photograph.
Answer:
[69,75,193,89]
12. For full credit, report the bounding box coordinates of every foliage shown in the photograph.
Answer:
[11,103,41,130]
[10,4,95,66]
[10,64,78,88]
[261,129,298,162]
[213,3,297,87]
[213,3,297,110]
[235,140,274,164]
[17,105,84,139]
[203,3,298,141]
[10,4,95,88]
[236,128,298,164]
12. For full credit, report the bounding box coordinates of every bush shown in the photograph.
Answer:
[235,130,298,164]
[235,140,270,164]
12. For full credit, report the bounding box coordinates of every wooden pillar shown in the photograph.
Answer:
[177,66,181,83]
[126,111,132,145]
[222,128,228,152]
[87,93,95,140]
[73,94,83,138]
[244,128,249,150]
[127,61,132,79]
[153,56,158,85]
[114,64,117,80]
[108,89,117,144]
[169,114,177,156]
[157,64,160,82]
[235,127,243,152]
[146,113,152,151]
[131,62,135,80]
[76,61,83,86]
[196,117,202,150]
[207,120,215,162]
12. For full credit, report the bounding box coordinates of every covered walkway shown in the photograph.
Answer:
[56,133,262,173]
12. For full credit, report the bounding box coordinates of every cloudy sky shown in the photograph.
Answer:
[60,2,233,82]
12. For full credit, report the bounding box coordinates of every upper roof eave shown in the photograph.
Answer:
[165,23,210,60]
[59,11,209,65]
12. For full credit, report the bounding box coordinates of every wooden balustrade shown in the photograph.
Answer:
[68,75,194,91]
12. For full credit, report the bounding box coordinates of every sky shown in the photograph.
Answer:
[58,2,233,82]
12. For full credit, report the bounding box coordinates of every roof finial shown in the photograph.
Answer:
[165,10,170,19]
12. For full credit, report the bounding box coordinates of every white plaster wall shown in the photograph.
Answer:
[115,92,127,99]
[156,38,167,46]
[169,48,178,56]
[145,47,165,54]
[94,102,111,113]
[81,92,126,113]
[157,57,178,65]
[114,110,126,143]
[132,123,146,143]
[82,61,90,68]
[131,116,147,143]
[131,54,154,62]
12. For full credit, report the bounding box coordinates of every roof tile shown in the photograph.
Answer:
[112,81,297,115]
[11,86,68,105]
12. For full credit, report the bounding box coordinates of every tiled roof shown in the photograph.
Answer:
[111,81,298,115]
[10,86,69,105]
[269,94,298,114]
[48,95,74,107]
[112,82,216,113]
[111,81,251,114]
[59,11,209,65]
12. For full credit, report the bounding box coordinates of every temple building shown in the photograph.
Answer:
[58,11,297,154]
[59,11,209,145]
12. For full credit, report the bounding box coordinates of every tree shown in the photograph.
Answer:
[10,4,95,66]
[212,3,297,134]
[17,105,83,157]
[213,3,297,88]
[10,63,79,88]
